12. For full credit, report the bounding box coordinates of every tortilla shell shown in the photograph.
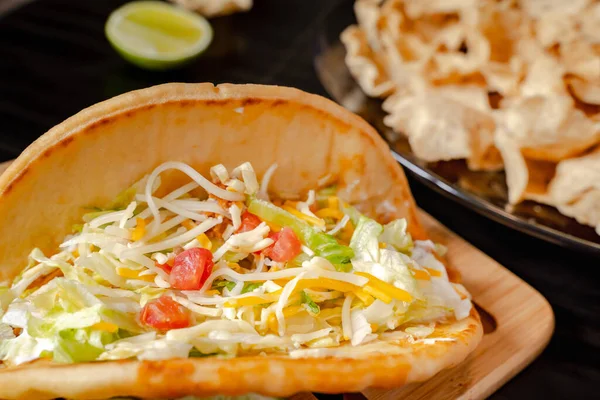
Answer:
[0,83,482,399]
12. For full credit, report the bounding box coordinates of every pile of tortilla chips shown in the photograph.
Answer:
[169,0,252,17]
[341,0,600,235]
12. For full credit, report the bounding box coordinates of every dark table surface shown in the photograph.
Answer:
[0,0,598,399]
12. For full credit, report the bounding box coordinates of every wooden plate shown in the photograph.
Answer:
[291,210,554,400]
[0,160,554,400]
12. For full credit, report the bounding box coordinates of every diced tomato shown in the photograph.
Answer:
[169,248,214,290]
[238,211,261,233]
[140,295,191,330]
[262,227,301,262]
[155,261,172,274]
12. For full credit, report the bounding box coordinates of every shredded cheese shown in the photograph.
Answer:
[131,218,146,241]
[327,196,339,209]
[353,288,375,306]
[121,217,222,258]
[258,163,278,201]
[425,267,442,277]
[282,205,325,228]
[316,208,344,220]
[327,214,350,236]
[275,272,306,336]
[342,293,354,340]
[91,322,119,333]
[196,233,212,250]
[294,278,359,293]
[411,268,431,280]
[356,272,413,302]
[116,268,155,282]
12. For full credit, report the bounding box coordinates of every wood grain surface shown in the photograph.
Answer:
[363,212,555,400]
[0,159,554,399]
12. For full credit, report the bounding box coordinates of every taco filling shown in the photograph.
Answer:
[0,161,472,366]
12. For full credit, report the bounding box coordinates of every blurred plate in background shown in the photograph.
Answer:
[313,1,600,255]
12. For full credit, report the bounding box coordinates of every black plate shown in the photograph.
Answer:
[313,1,600,254]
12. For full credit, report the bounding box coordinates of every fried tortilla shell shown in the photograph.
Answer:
[0,83,482,399]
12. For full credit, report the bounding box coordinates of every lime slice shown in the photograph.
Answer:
[105,1,213,70]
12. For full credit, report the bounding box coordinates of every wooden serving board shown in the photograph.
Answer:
[0,160,554,400]
[292,211,555,400]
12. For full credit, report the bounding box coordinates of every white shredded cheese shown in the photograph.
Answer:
[120,217,222,258]
[229,204,242,231]
[275,272,306,336]
[232,162,259,195]
[212,222,272,261]
[301,245,315,256]
[119,201,137,228]
[172,295,221,317]
[144,161,243,235]
[327,214,350,236]
[258,163,278,201]
[342,293,354,341]
[291,328,333,345]
[210,164,229,184]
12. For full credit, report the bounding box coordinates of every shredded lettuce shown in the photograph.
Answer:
[248,198,354,271]
[241,282,263,294]
[0,317,14,341]
[350,216,419,300]
[0,331,54,366]
[301,290,320,315]
[380,219,413,254]
[107,186,138,211]
[349,216,383,263]
[99,333,192,361]
[53,329,116,363]
[213,280,237,291]
[0,160,473,368]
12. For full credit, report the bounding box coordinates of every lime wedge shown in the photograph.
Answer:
[105,1,213,70]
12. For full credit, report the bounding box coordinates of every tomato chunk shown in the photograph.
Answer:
[263,227,302,262]
[169,248,214,290]
[140,295,191,330]
[238,211,262,233]
[155,261,172,274]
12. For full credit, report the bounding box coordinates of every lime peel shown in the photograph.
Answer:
[105,1,213,70]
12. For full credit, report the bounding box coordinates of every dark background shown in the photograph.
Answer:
[0,0,598,399]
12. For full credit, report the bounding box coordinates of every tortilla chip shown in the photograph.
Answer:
[481,60,525,96]
[559,40,600,82]
[548,146,600,205]
[580,2,600,43]
[520,51,567,97]
[402,0,477,19]
[383,85,502,170]
[169,0,252,17]
[427,27,490,82]
[494,132,556,205]
[341,26,396,98]
[548,146,600,232]
[536,12,579,48]
[519,0,592,18]
[0,83,482,399]
[497,95,600,161]
[354,0,386,51]
[567,75,600,105]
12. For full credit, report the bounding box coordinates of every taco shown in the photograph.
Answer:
[0,83,482,399]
